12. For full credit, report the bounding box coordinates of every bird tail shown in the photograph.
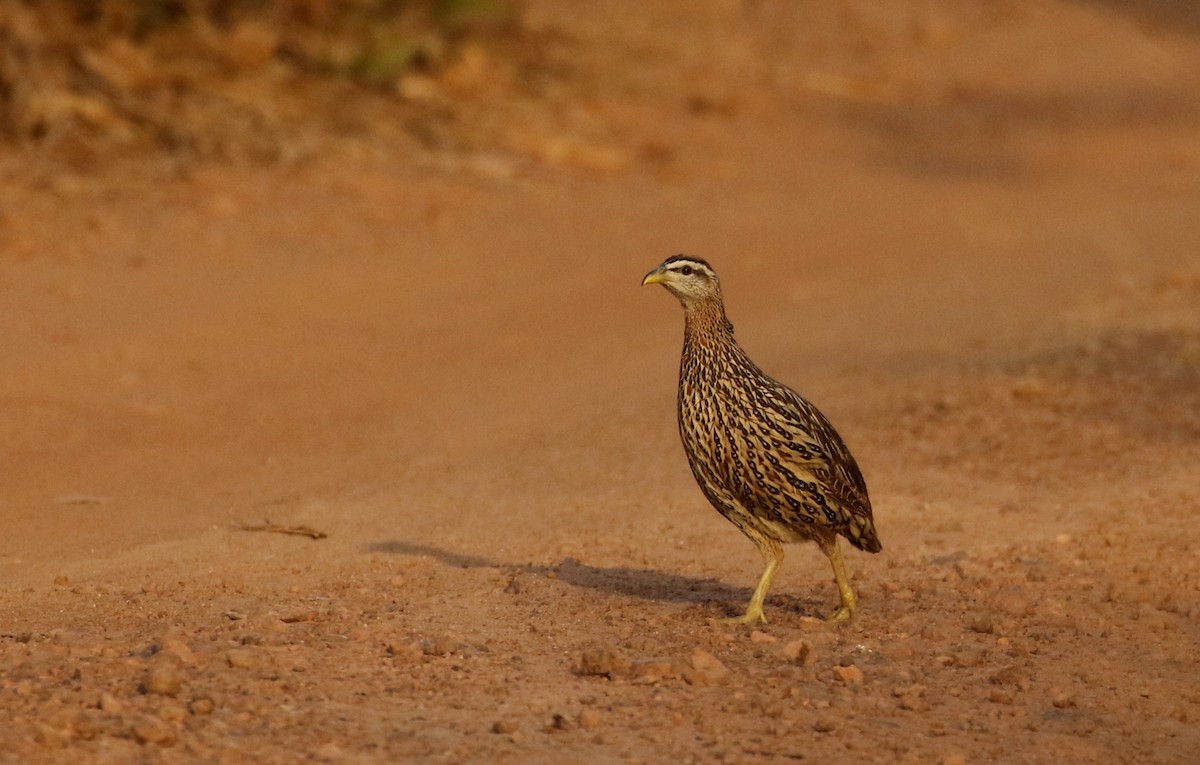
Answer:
[845,516,882,553]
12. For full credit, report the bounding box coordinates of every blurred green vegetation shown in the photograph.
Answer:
[59,0,513,82]
[68,0,510,35]
[0,0,517,161]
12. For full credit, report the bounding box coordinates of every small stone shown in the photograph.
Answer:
[141,665,184,697]
[99,692,124,714]
[893,683,928,711]
[832,665,864,686]
[989,665,1024,686]
[782,639,813,665]
[71,710,103,740]
[34,723,70,749]
[989,689,1014,705]
[421,635,458,656]
[131,715,176,745]
[578,710,602,729]
[546,713,572,732]
[492,720,519,734]
[575,646,631,678]
[189,697,215,715]
[684,648,729,685]
[749,630,777,644]
[224,648,259,669]
[968,614,995,634]
[812,716,837,732]
[161,639,198,665]
[387,640,424,662]
[631,658,684,682]
[1052,692,1076,709]
[942,753,968,765]
[690,648,728,674]
[990,586,1034,617]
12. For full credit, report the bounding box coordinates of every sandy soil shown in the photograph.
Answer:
[2,2,1199,763]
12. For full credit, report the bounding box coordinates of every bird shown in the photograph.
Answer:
[642,254,881,624]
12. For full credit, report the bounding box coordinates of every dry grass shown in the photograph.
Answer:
[0,0,518,173]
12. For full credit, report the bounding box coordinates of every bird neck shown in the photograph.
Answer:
[682,298,735,346]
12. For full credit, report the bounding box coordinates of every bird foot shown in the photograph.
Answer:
[721,608,767,626]
[825,606,854,625]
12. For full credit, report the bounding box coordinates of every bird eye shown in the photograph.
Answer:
[680,266,693,276]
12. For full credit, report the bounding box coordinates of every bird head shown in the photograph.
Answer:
[641,255,722,306]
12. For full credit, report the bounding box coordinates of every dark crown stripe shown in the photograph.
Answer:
[663,254,713,270]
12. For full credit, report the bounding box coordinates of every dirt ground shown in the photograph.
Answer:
[2,2,1199,763]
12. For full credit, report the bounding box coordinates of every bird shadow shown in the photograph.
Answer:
[364,539,758,609]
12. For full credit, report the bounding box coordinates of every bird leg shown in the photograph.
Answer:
[820,537,858,623]
[723,536,783,625]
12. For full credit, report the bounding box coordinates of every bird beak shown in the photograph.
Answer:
[642,268,668,286]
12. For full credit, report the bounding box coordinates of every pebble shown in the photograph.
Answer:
[631,658,684,682]
[989,665,1024,687]
[1052,691,1077,709]
[189,697,215,715]
[34,722,70,749]
[492,720,519,734]
[990,585,1034,617]
[989,689,1014,705]
[421,635,458,657]
[782,639,814,665]
[70,710,104,740]
[942,754,968,765]
[99,692,124,714]
[832,665,864,686]
[893,684,928,712]
[224,649,259,670]
[131,715,176,745]
[574,646,631,678]
[578,709,602,729]
[388,640,424,662]
[812,716,837,732]
[141,665,184,697]
[161,639,198,665]
[749,630,777,644]
[684,648,729,685]
[545,713,572,732]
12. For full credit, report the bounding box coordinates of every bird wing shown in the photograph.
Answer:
[763,382,872,516]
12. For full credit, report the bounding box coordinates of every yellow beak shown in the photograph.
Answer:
[642,269,668,286]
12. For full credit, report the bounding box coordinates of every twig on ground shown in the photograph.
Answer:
[233,519,328,540]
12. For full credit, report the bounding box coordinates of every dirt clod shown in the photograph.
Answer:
[141,665,184,697]
[782,639,814,665]
[575,646,632,678]
[832,665,865,687]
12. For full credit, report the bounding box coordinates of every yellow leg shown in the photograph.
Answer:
[821,537,857,623]
[722,537,783,625]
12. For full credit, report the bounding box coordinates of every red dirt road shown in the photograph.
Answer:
[2,2,1199,763]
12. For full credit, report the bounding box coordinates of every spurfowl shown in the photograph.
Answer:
[642,255,881,624]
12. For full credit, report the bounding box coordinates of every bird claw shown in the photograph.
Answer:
[825,606,854,625]
[721,609,768,626]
